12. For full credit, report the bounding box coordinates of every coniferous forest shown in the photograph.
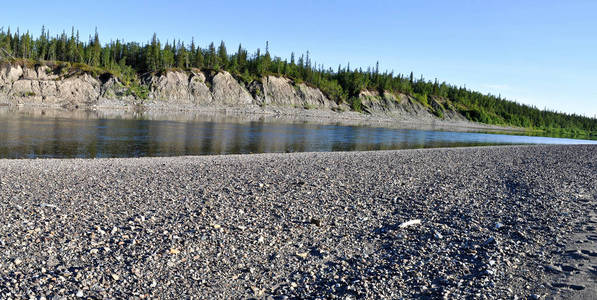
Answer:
[0,26,595,137]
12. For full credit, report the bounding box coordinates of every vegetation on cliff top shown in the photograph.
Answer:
[0,26,595,137]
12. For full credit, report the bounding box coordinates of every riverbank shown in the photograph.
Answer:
[0,145,595,298]
[0,62,533,134]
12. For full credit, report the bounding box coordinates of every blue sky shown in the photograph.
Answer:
[2,0,596,117]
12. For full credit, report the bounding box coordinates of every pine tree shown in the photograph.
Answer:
[207,42,218,70]
[89,29,101,67]
[263,41,271,74]
[67,27,76,62]
[189,38,196,67]
[236,44,244,70]
[4,27,13,56]
[194,47,204,69]
[146,33,160,71]
[217,41,228,70]
[75,31,84,63]
[175,41,187,68]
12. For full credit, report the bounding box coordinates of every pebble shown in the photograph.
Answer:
[399,219,422,228]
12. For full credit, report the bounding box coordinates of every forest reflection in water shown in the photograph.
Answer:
[0,107,595,158]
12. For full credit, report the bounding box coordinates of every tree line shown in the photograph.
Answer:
[0,26,595,136]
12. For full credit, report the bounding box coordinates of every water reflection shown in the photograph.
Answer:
[0,107,595,158]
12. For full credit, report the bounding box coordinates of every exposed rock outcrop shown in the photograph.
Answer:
[357,90,465,121]
[188,71,212,104]
[147,70,195,102]
[210,71,253,106]
[259,76,337,109]
[1,64,101,105]
[359,91,430,118]
[0,63,466,122]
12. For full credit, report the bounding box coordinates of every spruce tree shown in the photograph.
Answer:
[67,27,76,62]
[207,42,218,70]
[217,41,228,70]
[194,47,204,69]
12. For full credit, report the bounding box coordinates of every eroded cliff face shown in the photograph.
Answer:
[358,90,467,121]
[0,64,101,105]
[0,64,466,122]
[256,76,337,109]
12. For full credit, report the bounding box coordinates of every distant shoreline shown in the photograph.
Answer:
[1,60,594,138]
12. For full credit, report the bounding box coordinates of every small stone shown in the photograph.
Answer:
[495,222,504,230]
[399,219,422,228]
[484,237,497,245]
[76,290,83,297]
[544,264,562,273]
[111,274,120,281]
[212,224,221,229]
[169,248,180,255]
[250,286,264,296]
[14,258,22,265]
[296,252,309,259]
[257,236,264,243]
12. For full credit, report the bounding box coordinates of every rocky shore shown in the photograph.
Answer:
[0,145,596,299]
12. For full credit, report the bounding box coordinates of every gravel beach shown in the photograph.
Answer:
[0,145,596,299]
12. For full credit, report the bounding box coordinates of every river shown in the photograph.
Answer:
[0,107,595,158]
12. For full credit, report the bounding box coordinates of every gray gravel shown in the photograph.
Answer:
[0,145,596,299]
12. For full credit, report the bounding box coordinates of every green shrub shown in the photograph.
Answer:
[349,97,362,112]
[413,92,429,107]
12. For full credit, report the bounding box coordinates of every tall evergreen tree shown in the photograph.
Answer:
[206,42,218,70]
[217,41,228,70]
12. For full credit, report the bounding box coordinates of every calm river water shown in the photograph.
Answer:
[0,108,595,158]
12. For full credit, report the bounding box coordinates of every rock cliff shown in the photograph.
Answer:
[0,63,466,121]
[0,64,101,106]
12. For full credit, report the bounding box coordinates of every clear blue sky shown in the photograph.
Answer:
[2,0,596,117]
